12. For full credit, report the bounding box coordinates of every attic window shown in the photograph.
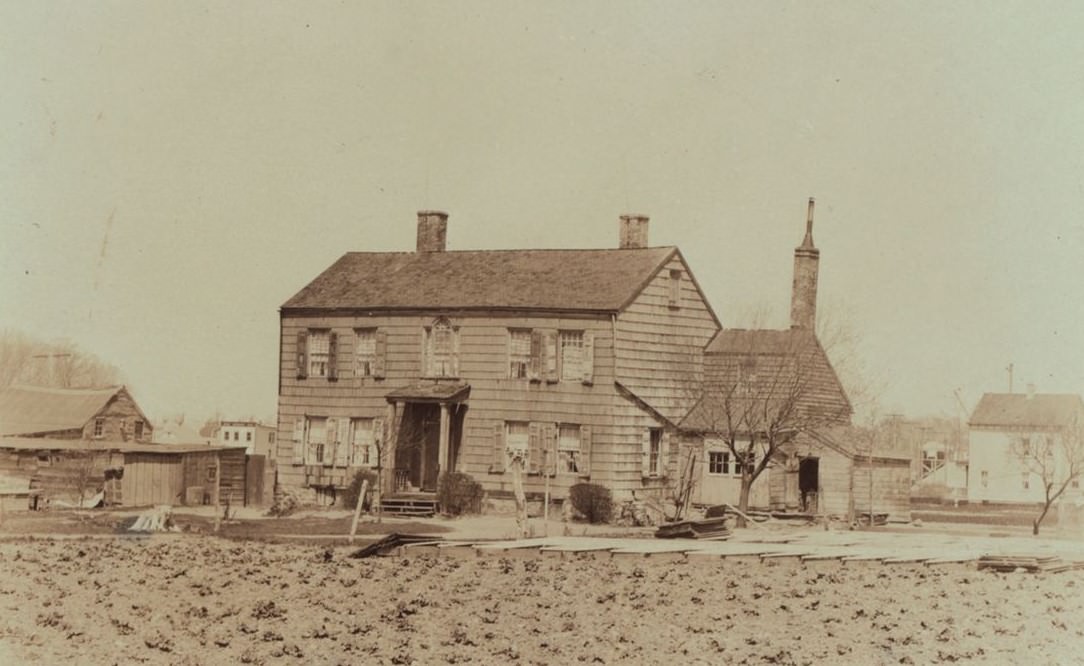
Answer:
[134,420,144,440]
[93,418,104,438]
[668,269,681,309]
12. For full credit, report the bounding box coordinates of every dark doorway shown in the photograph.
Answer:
[798,457,819,513]
[395,404,441,492]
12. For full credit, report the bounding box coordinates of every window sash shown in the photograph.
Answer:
[308,332,330,377]
[509,329,531,378]
[355,330,376,376]
[648,430,661,475]
[352,418,374,466]
[559,331,584,380]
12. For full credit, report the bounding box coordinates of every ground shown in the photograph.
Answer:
[1,532,1084,664]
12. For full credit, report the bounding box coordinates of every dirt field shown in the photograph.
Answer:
[1,537,1082,665]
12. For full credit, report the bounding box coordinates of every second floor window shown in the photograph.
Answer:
[424,318,458,377]
[308,331,330,378]
[356,329,376,377]
[559,331,584,380]
[508,329,531,378]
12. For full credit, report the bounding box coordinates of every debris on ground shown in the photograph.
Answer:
[128,506,177,532]
[349,533,442,558]
[654,516,731,540]
[977,555,1080,573]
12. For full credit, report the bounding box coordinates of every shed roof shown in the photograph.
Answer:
[969,393,1084,429]
[681,329,852,432]
[0,437,242,454]
[0,385,133,436]
[282,247,678,312]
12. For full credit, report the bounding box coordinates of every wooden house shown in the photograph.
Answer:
[678,201,911,520]
[0,385,153,443]
[276,211,721,506]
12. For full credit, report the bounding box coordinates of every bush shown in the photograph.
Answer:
[569,483,613,524]
[266,489,301,517]
[341,469,379,511]
[437,472,484,516]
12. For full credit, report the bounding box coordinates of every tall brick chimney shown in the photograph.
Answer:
[416,210,448,252]
[790,198,820,330]
[619,214,649,249]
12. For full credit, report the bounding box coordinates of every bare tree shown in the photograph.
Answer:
[0,330,122,389]
[685,330,851,526]
[1011,417,1084,535]
[56,449,108,508]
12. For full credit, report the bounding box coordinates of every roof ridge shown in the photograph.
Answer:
[342,246,677,256]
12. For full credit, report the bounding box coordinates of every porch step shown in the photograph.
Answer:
[379,497,438,517]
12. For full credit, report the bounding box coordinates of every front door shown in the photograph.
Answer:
[395,404,441,492]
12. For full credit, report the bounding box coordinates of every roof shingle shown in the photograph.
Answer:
[282,247,677,312]
[0,385,125,436]
[969,393,1084,429]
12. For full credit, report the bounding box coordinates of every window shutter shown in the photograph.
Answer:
[528,422,541,474]
[373,330,387,379]
[528,330,543,381]
[543,330,559,383]
[490,422,505,473]
[451,327,461,377]
[292,418,305,465]
[372,418,384,468]
[545,423,558,477]
[660,430,671,478]
[334,419,350,467]
[579,425,592,477]
[421,328,430,377]
[296,331,308,380]
[328,332,339,381]
[641,429,651,477]
[581,331,594,385]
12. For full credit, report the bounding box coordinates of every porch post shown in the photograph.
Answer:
[384,401,399,496]
[438,402,450,477]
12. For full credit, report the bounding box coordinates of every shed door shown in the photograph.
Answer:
[122,454,184,506]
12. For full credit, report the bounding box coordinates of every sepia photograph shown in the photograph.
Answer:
[2,2,1083,664]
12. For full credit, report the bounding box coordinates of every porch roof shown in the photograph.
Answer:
[385,382,471,404]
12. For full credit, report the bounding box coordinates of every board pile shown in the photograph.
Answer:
[977,555,1075,573]
[654,517,731,540]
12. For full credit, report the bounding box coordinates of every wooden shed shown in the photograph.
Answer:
[0,438,248,508]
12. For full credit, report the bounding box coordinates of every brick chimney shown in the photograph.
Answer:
[790,198,820,330]
[619,214,649,249]
[416,210,448,252]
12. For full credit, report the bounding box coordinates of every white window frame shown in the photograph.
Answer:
[425,318,456,378]
[508,329,531,379]
[557,424,581,475]
[351,417,375,466]
[558,330,584,381]
[707,450,729,476]
[308,331,331,378]
[307,416,328,464]
[355,328,376,377]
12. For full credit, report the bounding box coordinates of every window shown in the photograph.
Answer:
[981,470,989,488]
[355,329,376,377]
[222,430,230,442]
[246,432,253,442]
[307,417,328,465]
[207,466,217,482]
[93,418,104,438]
[736,450,755,476]
[508,329,531,378]
[1022,472,1030,490]
[308,331,331,378]
[351,418,374,466]
[269,432,276,444]
[558,331,584,380]
[134,420,144,440]
[425,318,457,377]
[708,451,730,475]
[506,421,529,460]
[557,424,581,474]
[234,431,239,442]
[1020,437,1031,456]
[668,269,681,308]
[648,428,662,476]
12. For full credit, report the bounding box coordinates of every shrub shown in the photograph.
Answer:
[266,489,301,518]
[569,483,613,524]
[341,470,379,512]
[437,472,484,516]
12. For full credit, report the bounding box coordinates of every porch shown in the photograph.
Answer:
[384,381,470,497]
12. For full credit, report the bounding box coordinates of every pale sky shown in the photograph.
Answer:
[2,2,1082,425]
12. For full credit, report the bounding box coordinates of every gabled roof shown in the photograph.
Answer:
[968,393,1084,429]
[0,385,138,437]
[680,329,852,432]
[282,247,678,312]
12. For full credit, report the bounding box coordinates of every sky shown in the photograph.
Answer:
[2,2,1083,425]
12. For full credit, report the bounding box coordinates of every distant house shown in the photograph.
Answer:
[152,419,213,446]
[967,390,1084,503]
[218,421,276,456]
[0,385,153,443]
[276,211,720,505]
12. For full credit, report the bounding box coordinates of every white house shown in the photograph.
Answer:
[966,390,1084,504]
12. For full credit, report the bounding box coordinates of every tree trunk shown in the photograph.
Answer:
[511,458,528,537]
[736,475,752,528]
